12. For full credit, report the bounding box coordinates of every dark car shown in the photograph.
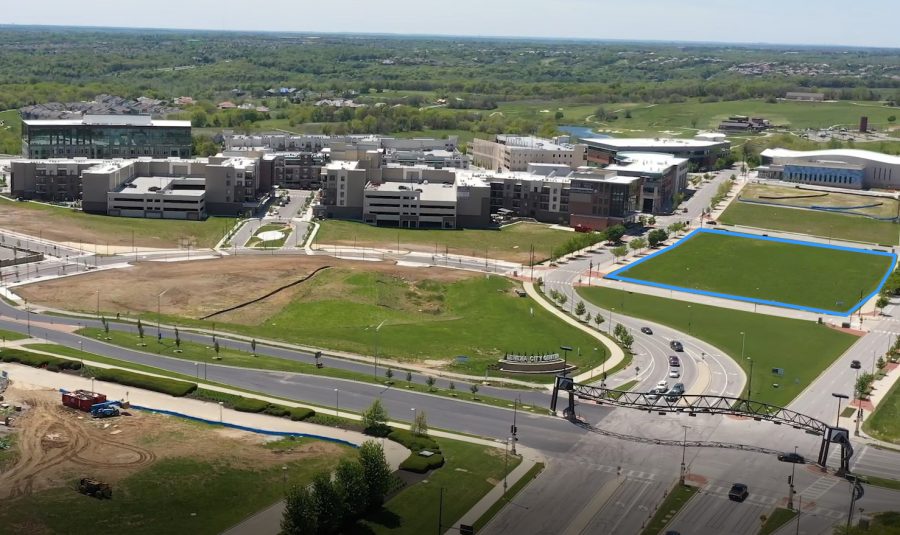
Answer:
[728,483,749,502]
[778,452,805,464]
[641,327,653,335]
[669,356,681,367]
[670,340,684,352]
[706,220,718,225]
[850,360,862,370]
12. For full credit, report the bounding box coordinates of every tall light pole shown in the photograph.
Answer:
[560,345,572,376]
[334,388,340,416]
[511,396,519,455]
[374,319,386,378]
[788,445,798,510]
[219,401,224,422]
[157,288,169,339]
[96,289,100,318]
[747,357,754,402]
[411,407,417,431]
[680,425,690,485]
[832,393,849,427]
[609,308,615,335]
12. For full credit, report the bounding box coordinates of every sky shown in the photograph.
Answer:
[4,0,899,48]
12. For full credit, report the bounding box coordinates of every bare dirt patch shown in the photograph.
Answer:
[17,256,475,324]
[0,387,344,499]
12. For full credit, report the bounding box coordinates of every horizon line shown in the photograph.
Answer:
[2,23,899,51]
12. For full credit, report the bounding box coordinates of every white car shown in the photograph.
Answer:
[656,380,669,390]
[669,369,681,379]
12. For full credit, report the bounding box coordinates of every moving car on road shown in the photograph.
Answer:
[647,386,668,402]
[665,383,685,402]
[670,340,684,352]
[641,327,653,335]
[728,483,749,502]
[850,360,862,369]
[669,368,681,379]
[669,356,681,367]
[777,452,805,464]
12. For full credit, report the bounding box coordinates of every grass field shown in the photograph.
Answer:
[0,196,235,248]
[718,200,900,245]
[245,222,292,248]
[316,220,573,263]
[0,328,29,342]
[578,286,859,406]
[614,231,893,312]
[358,439,519,535]
[760,508,798,535]
[863,375,900,444]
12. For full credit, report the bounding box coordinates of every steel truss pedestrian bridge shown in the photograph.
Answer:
[550,376,854,474]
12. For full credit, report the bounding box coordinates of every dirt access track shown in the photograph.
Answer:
[0,386,343,500]
[16,255,474,324]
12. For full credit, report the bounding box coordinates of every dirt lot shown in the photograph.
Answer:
[17,256,475,324]
[0,386,343,500]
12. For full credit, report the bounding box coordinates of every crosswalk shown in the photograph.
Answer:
[568,456,659,482]
[798,476,840,502]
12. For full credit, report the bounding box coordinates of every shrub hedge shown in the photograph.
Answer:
[193,389,317,422]
[233,397,269,413]
[399,453,445,473]
[0,349,82,371]
[388,429,441,453]
[90,368,198,397]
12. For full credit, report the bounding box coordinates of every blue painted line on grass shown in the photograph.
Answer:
[58,388,358,448]
[604,228,897,317]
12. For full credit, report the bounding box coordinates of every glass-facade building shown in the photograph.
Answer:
[22,115,192,159]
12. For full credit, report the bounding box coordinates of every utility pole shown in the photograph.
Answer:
[680,425,690,485]
[436,487,443,535]
[511,396,519,455]
[788,445,797,510]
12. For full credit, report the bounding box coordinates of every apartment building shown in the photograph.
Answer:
[258,152,328,191]
[471,135,587,172]
[9,158,101,202]
[605,152,688,214]
[106,176,206,220]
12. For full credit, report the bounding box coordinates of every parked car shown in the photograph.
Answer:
[850,360,862,370]
[641,327,653,335]
[669,369,681,379]
[728,483,749,502]
[670,340,684,352]
[777,452,805,464]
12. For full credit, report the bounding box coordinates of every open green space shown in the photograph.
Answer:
[760,508,798,535]
[0,195,235,249]
[0,328,30,342]
[618,232,892,311]
[315,220,574,264]
[863,375,900,444]
[0,454,349,535]
[739,183,900,219]
[719,201,900,245]
[357,439,520,535]
[578,287,859,406]
[640,484,698,535]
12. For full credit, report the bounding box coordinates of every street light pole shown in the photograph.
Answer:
[560,345,572,376]
[832,392,849,427]
[157,288,169,339]
[334,388,340,416]
[374,319,386,378]
[680,425,690,485]
[788,445,797,510]
[511,396,519,455]
[747,357,754,402]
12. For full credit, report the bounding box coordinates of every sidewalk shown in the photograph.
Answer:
[523,281,626,383]
[839,361,900,449]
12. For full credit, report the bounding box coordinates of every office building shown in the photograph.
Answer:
[605,152,688,214]
[22,114,192,160]
[581,135,730,170]
[471,135,586,172]
[758,148,900,190]
[567,174,642,231]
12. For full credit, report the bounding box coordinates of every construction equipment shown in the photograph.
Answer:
[78,478,112,499]
[89,401,121,419]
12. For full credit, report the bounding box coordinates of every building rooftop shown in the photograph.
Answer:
[495,135,577,151]
[761,148,900,166]
[325,160,360,170]
[369,181,457,202]
[583,137,728,149]
[23,114,191,128]
[116,176,204,196]
[606,152,689,174]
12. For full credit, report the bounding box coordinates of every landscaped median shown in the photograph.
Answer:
[639,483,697,535]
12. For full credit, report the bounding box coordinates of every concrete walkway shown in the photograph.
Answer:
[523,281,626,383]
[839,362,900,449]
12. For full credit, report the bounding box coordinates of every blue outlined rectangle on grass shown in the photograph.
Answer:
[604,228,897,317]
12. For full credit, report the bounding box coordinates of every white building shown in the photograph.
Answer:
[759,148,900,190]
[107,176,206,220]
[471,135,587,172]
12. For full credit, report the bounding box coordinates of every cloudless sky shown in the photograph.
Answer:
[4,0,898,48]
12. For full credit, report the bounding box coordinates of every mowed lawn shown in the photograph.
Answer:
[315,220,573,263]
[221,270,608,375]
[578,287,859,406]
[719,201,900,245]
[616,231,893,312]
[0,196,235,248]
[864,376,900,444]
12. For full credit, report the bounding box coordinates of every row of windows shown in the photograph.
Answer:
[788,173,857,185]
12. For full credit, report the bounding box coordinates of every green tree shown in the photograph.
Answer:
[312,472,344,533]
[250,338,257,356]
[136,318,144,340]
[470,383,479,398]
[334,458,369,518]
[605,225,626,243]
[449,381,456,393]
[385,368,394,384]
[558,294,568,306]
[585,312,592,323]
[426,376,436,391]
[594,314,604,328]
[281,485,318,535]
[174,327,181,348]
[358,440,393,510]
[647,229,669,248]
[855,372,875,400]
[889,115,897,123]
[362,399,390,435]
[406,370,413,388]
[611,245,628,262]
[629,237,647,254]
[876,295,890,314]
[575,301,587,316]
[413,410,429,437]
